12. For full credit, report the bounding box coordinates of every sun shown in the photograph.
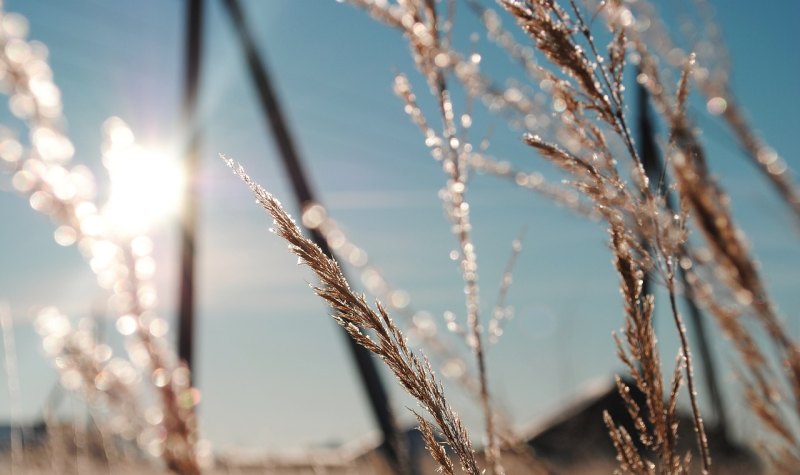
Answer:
[102,118,185,236]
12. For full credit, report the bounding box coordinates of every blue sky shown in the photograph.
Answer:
[0,0,798,452]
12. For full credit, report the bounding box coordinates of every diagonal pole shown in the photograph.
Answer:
[178,0,204,383]
[219,1,409,472]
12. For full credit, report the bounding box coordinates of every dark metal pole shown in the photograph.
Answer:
[636,76,729,441]
[178,0,204,382]
[219,1,408,472]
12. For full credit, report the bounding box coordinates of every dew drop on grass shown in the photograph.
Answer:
[442,358,465,378]
[2,13,30,38]
[152,368,169,388]
[29,190,51,212]
[11,170,34,191]
[301,203,326,228]
[757,147,778,165]
[146,439,164,458]
[94,370,112,391]
[434,52,450,68]
[466,333,478,350]
[348,248,367,266]
[412,312,437,338]
[767,160,787,175]
[149,318,169,338]
[172,367,191,387]
[40,336,64,358]
[390,290,410,309]
[116,314,137,336]
[35,307,69,337]
[706,97,727,115]
[0,137,22,162]
[145,407,164,425]
[94,344,112,363]
[54,225,77,246]
[9,93,34,118]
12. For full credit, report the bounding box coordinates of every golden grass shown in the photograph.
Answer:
[2,0,799,473]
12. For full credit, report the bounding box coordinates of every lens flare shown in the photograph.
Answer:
[102,118,184,235]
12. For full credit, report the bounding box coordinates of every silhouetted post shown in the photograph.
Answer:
[219,1,409,472]
[636,76,729,441]
[178,0,204,382]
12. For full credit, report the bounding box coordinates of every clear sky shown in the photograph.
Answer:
[0,0,798,453]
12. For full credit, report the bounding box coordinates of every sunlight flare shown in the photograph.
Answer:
[102,117,184,235]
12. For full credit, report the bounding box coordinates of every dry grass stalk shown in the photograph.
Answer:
[499,4,711,468]
[493,1,719,471]
[715,98,800,223]
[624,7,800,465]
[651,32,800,400]
[628,0,800,223]
[223,155,481,475]
[346,0,726,471]
[501,0,651,190]
[684,263,800,466]
[469,153,597,217]
[488,227,526,344]
[607,223,688,473]
[345,2,504,468]
[302,201,492,411]
[416,414,457,475]
[0,7,200,472]
[667,110,800,465]
[395,72,502,474]
[300,203,550,475]
[6,0,797,472]
[603,410,652,474]
[500,0,610,123]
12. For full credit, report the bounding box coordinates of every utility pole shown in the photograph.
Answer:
[219,1,409,472]
[178,0,204,383]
